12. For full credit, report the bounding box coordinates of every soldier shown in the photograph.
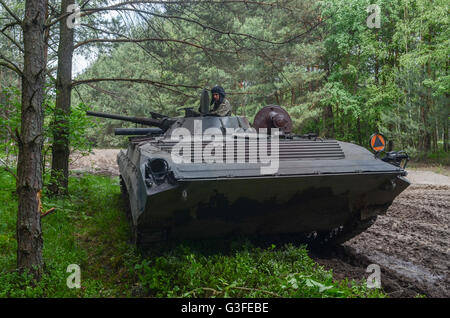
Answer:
[208,85,232,116]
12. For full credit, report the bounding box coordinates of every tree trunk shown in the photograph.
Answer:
[433,119,438,153]
[291,87,296,106]
[444,114,449,152]
[444,93,449,152]
[274,90,280,105]
[356,116,362,145]
[420,104,431,152]
[322,104,334,138]
[423,62,432,153]
[0,70,5,148]
[16,0,47,281]
[49,0,75,195]
[375,31,379,85]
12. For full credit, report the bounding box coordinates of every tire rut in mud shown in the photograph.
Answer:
[310,184,449,298]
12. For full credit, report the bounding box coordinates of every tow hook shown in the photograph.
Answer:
[382,151,409,169]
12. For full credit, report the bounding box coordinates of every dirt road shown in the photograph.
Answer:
[70,149,450,297]
[70,149,120,176]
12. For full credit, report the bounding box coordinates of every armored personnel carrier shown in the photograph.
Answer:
[87,89,410,248]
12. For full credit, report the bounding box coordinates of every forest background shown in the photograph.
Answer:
[1,0,448,163]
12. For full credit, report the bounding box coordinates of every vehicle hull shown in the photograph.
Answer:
[131,171,409,242]
[118,134,410,245]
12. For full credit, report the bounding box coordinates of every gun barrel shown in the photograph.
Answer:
[86,110,163,127]
[114,128,163,136]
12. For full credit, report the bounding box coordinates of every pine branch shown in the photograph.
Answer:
[0,29,24,52]
[74,37,238,54]
[47,0,296,42]
[0,61,19,74]
[0,53,22,76]
[0,0,22,25]
[81,0,284,15]
[72,77,202,89]
[80,7,301,45]
[79,23,165,64]
[1,21,19,32]
[0,158,18,181]
[72,78,200,98]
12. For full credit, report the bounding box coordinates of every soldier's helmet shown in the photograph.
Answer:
[210,85,226,105]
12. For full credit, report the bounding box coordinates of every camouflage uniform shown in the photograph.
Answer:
[209,98,232,116]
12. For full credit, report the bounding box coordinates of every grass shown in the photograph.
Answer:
[0,170,385,298]
[134,243,385,298]
[0,171,136,297]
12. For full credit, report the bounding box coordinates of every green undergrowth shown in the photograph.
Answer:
[135,242,384,298]
[0,170,385,298]
[0,170,136,297]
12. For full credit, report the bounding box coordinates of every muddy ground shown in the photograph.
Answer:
[70,149,450,298]
[312,182,449,298]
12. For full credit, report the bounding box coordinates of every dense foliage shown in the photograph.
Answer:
[70,0,449,159]
[1,0,448,156]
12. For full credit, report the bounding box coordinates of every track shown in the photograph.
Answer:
[311,182,450,297]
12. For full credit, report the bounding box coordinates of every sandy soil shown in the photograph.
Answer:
[70,149,120,176]
[70,149,450,297]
